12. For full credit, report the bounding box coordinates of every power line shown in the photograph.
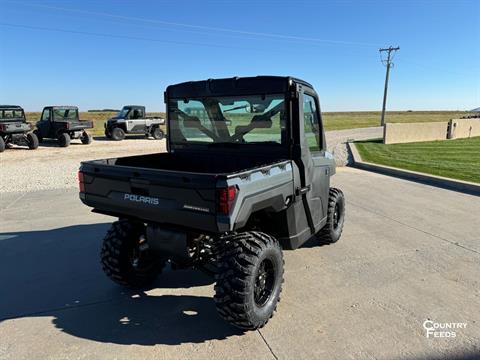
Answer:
[4,1,381,48]
[379,46,400,126]
[0,22,284,53]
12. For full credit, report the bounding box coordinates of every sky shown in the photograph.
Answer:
[0,0,479,112]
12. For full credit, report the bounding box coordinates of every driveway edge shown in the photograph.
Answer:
[347,141,480,196]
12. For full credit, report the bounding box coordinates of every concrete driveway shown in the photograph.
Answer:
[0,168,479,359]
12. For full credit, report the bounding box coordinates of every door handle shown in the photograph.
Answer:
[296,185,311,196]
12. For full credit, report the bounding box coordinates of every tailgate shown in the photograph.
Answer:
[80,161,219,232]
[71,120,93,129]
[2,122,31,133]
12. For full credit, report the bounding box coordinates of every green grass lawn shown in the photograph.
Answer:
[355,137,480,183]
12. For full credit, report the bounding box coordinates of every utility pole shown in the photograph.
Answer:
[379,46,400,126]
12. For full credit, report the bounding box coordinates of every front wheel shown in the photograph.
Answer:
[151,127,164,140]
[58,133,70,147]
[214,231,284,330]
[111,127,125,141]
[0,137,5,152]
[101,220,165,288]
[81,131,92,144]
[27,132,39,150]
[317,188,345,244]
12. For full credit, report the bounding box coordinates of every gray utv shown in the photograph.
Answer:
[79,76,345,330]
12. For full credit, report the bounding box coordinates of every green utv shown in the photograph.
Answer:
[79,76,345,330]
[35,106,93,147]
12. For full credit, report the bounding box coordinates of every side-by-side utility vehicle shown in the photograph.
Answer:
[79,76,345,330]
[0,105,38,152]
[35,106,93,147]
[104,105,165,141]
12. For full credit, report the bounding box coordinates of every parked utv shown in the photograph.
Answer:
[35,106,93,147]
[104,105,165,141]
[0,105,38,152]
[79,76,345,330]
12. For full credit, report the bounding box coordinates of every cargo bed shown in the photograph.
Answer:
[80,152,291,233]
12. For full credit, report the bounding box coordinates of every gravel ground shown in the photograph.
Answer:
[0,128,383,194]
[0,137,166,194]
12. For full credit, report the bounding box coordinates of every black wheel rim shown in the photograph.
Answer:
[333,203,340,229]
[254,258,275,307]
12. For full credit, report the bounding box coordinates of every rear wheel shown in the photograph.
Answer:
[58,133,70,147]
[111,127,125,141]
[151,127,164,140]
[214,231,284,330]
[318,188,345,244]
[81,131,92,144]
[101,220,165,288]
[27,132,39,150]
[0,137,5,152]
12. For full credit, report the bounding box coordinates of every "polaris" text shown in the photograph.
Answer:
[124,194,160,205]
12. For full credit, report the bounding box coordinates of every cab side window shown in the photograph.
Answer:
[303,94,322,152]
[42,109,51,121]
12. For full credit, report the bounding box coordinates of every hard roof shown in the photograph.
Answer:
[45,106,79,109]
[0,105,23,109]
[166,76,314,98]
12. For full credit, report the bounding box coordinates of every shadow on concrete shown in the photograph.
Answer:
[50,292,242,345]
[0,224,240,344]
[298,234,334,249]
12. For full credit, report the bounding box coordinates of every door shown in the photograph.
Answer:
[128,108,147,133]
[301,92,330,230]
[38,108,52,137]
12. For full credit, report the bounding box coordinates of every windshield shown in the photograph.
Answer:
[0,109,25,121]
[117,107,130,118]
[53,108,78,121]
[168,94,287,146]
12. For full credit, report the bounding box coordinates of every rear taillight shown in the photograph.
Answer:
[217,186,237,215]
[78,171,85,193]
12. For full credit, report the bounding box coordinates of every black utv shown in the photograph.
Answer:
[0,105,38,152]
[79,76,345,330]
[35,106,93,147]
